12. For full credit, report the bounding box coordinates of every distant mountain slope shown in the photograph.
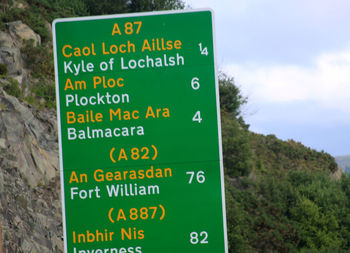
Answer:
[335,154,350,172]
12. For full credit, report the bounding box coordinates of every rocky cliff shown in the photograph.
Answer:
[0,18,63,252]
[0,88,63,252]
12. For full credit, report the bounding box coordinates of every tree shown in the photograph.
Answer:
[83,0,184,15]
[219,73,253,177]
[128,0,184,12]
[221,113,253,177]
[219,72,247,118]
[83,0,128,15]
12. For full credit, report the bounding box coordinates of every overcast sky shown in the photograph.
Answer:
[185,0,350,156]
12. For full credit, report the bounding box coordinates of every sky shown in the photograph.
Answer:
[184,0,350,156]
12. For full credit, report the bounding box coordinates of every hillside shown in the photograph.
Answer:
[250,133,338,174]
[218,75,348,252]
[1,1,350,252]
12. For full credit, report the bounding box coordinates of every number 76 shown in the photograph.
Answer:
[186,171,205,184]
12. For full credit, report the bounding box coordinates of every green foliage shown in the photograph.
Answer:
[219,78,339,248]
[219,72,247,117]
[127,0,184,12]
[291,196,341,249]
[0,63,8,76]
[82,0,127,15]
[218,74,348,251]
[82,0,184,15]
[225,178,255,252]
[1,0,86,42]
[226,176,300,252]
[26,0,89,21]
[221,112,253,177]
[250,133,338,173]
[1,77,56,108]
[30,80,56,108]
[3,78,22,97]
[21,40,54,79]
[218,74,253,177]
[226,172,350,252]
[0,0,14,30]
[1,4,51,42]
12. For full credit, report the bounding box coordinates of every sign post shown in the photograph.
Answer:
[53,9,228,253]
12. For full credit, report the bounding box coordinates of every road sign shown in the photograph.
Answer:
[53,9,228,253]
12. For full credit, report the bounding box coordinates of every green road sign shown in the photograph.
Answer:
[53,9,228,253]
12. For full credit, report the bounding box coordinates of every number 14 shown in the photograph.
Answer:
[198,43,208,56]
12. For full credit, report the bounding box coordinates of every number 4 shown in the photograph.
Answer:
[192,111,202,123]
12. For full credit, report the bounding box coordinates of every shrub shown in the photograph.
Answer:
[3,78,22,98]
[30,80,56,108]
[21,40,54,79]
[0,63,8,77]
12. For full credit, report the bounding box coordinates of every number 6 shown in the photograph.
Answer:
[191,77,200,90]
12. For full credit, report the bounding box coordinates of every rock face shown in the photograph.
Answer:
[0,31,23,77]
[0,20,41,84]
[0,10,63,251]
[0,85,63,252]
[7,21,41,47]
